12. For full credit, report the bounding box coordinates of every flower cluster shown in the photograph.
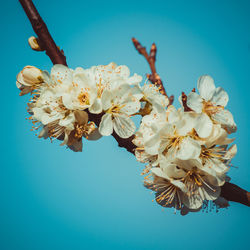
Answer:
[17,64,237,213]
[16,63,148,151]
[133,75,237,212]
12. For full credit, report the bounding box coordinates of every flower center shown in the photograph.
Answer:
[74,122,95,139]
[200,146,226,164]
[162,133,185,156]
[185,170,203,187]
[202,101,223,116]
[78,92,90,106]
[107,104,126,114]
[97,78,105,98]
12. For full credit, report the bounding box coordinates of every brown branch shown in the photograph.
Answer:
[19,0,67,65]
[221,182,250,206]
[132,38,174,105]
[19,0,250,208]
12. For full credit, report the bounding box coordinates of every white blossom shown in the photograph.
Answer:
[140,82,169,113]
[99,84,142,138]
[16,66,44,95]
[142,106,202,161]
[185,75,237,134]
[17,63,239,213]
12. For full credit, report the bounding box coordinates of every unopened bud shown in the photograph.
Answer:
[17,66,43,86]
[28,36,44,51]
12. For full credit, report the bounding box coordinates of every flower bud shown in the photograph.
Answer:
[17,66,43,86]
[28,36,44,51]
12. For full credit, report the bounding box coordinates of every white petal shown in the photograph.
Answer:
[161,162,186,179]
[62,93,74,110]
[59,113,75,129]
[204,158,228,175]
[211,109,237,134]
[205,125,234,147]
[144,138,161,155]
[128,74,143,85]
[61,115,75,128]
[193,113,213,138]
[51,64,73,86]
[181,192,203,209]
[120,100,141,115]
[199,185,220,201]
[206,172,226,186]
[99,113,113,136]
[60,131,69,146]
[197,75,216,101]
[186,92,203,113]
[113,114,136,138]
[38,127,49,139]
[141,110,166,128]
[101,90,113,111]
[113,84,132,104]
[17,72,31,86]
[224,144,237,160]
[177,114,194,136]
[41,113,61,125]
[171,180,187,192]
[167,105,180,124]
[176,137,201,160]
[129,85,143,101]
[73,68,89,85]
[115,65,130,78]
[151,168,167,179]
[135,150,158,166]
[144,125,171,155]
[107,62,117,70]
[215,129,235,146]
[174,158,198,171]
[211,87,229,107]
[89,97,102,114]
[16,79,22,89]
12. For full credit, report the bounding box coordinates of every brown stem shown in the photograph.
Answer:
[19,0,250,207]
[221,182,250,207]
[19,0,67,65]
[181,92,193,112]
[132,38,174,105]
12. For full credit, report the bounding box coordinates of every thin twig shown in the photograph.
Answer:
[19,0,250,207]
[19,0,67,65]
[132,38,174,105]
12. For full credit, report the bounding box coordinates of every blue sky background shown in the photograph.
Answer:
[0,0,249,249]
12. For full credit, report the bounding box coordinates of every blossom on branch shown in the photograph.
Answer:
[16,66,44,95]
[134,76,237,212]
[184,75,237,134]
[17,63,238,212]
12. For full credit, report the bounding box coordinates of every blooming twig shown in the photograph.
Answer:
[19,0,250,208]
[132,37,174,105]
